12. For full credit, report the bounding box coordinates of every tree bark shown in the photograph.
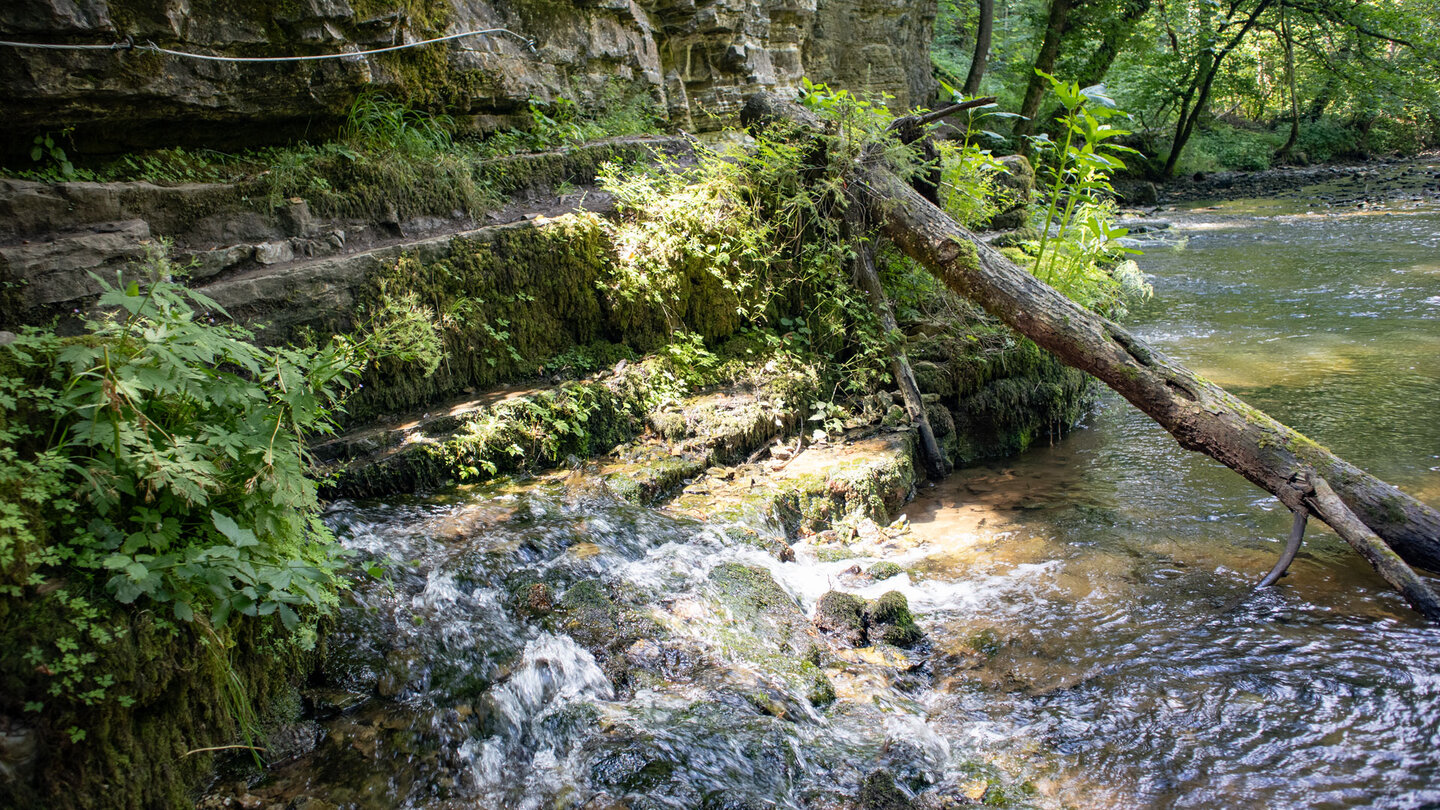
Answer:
[1274,6,1301,162]
[743,90,1440,592]
[1068,0,1152,91]
[1307,476,1440,619]
[963,0,995,96]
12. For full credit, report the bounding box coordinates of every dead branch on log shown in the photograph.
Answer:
[741,90,1440,619]
[885,97,998,138]
[1307,477,1440,619]
[1257,509,1307,588]
[844,208,950,480]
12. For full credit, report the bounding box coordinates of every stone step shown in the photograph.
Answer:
[0,219,152,312]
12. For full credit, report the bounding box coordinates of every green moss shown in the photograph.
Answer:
[867,561,904,581]
[806,669,837,708]
[866,591,923,648]
[0,606,320,810]
[708,563,800,619]
[859,770,910,810]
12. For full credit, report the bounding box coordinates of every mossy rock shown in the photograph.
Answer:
[557,579,662,690]
[588,738,677,793]
[859,769,913,810]
[867,561,904,581]
[807,670,837,708]
[813,590,867,647]
[866,591,923,648]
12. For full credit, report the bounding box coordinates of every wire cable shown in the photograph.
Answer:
[0,27,536,62]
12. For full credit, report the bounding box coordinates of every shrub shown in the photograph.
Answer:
[0,247,441,708]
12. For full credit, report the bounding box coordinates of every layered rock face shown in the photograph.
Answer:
[0,0,935,156]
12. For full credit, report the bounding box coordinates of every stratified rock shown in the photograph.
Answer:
[2,0,937,156]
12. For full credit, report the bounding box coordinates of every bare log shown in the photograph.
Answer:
[736,92,1440,585]
[1257,509,1306,588]
[1307,477,1440,620]
[845,210,951,480]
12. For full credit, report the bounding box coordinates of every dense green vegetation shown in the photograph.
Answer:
[935,0,1440,173]
[0,255,442,804]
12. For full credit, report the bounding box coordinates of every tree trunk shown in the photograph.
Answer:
[1274,6,1301,162]
[742,90,1440,591]
[856,165,1440,579]
[1039,0,1152,135]
[1071,0,1151,89]
[1011,0,1077,140]
[963,0,995,96]
[1163,0,1274,177]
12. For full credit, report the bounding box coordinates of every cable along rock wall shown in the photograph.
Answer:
[0,0,936,157]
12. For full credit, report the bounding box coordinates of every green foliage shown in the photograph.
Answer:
[25,131,78,181]
[343,93,456,157]
[0,245,440,706]
[1174,123,1280,174]
[599,80,932,400]
[482,85,662,156]
[930,93,1023,229]
[1024,73,1148,313]
[934,0,1439,170]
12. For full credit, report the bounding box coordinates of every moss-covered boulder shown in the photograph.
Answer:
[813,590,868,647]
[867,561,905,581]
[860,769,915,810]
[866,591,924,648]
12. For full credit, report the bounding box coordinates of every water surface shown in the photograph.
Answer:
[904,176,1440,808]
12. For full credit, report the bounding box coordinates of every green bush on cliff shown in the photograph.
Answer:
[0,253,441,710]
[599,83,927,396]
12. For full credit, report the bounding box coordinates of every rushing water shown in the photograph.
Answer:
[234,165,1440,809]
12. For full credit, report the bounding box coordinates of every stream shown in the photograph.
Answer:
[232,163,1440,809]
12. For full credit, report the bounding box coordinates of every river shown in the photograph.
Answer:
[905,170,1440,808]
[226,163,1440,809]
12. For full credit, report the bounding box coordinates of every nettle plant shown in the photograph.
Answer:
[1026,72,1147,313]
[0,246,440,703]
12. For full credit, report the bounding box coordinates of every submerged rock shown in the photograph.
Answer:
[867,561,904,581]
[859,769,914,810]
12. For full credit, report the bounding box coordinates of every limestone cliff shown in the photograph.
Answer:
[0,0,935,156]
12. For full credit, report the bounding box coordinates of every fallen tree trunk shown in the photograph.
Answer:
[742,92,1440,610]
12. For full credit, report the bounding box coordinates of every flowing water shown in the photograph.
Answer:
[241,163,1440,809]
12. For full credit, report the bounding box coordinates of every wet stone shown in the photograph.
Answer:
[867,561,904,581]
[813,590,868,647]
[859,769,913,810]
[517,582,555,617]
[588,743,676,792]
[866,591,924,649]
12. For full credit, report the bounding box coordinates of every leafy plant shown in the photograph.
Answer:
[1024,72,1147,312]
[23,131,85,182]
[0,245,442,674]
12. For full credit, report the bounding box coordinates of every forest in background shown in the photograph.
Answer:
[931,0,1440,175]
